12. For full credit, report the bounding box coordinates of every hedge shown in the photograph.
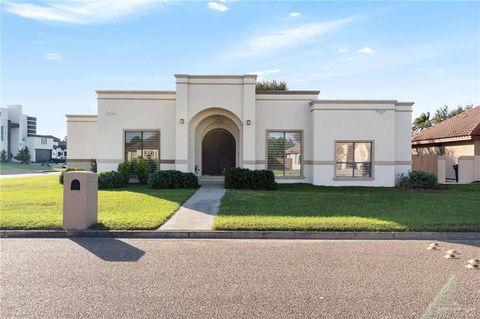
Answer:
[59,167,86,184]
[98,171,125,189]
[224,167,276,190]
[117,158,151,184]
[148,170,199,189]
[399,171,438,190]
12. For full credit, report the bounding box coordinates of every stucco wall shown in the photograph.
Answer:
[66,115,97,169]
[96,92,176,172]
[310,101,412,186]
[255,95,315,183]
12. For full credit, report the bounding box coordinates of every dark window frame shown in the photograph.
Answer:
[124,130,160,169]
[266,130,303,178]
[335,141,373,178]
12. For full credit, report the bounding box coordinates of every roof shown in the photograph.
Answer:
[412,106,480,143]
[29,134,61,142]
[286,143,301,154]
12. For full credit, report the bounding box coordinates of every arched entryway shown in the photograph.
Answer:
[202,129,236,175]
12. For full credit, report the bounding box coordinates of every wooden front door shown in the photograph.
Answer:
[202,129,236,175]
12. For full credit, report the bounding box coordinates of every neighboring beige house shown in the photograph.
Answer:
[412,106,480,180]
[67,74,413,186]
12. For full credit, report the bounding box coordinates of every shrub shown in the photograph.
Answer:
[182,172,200,188]
[14,146,30,164]
[133,157,149,184]
[0,150,7,163]
[224,167,277,190]
[251,169,276,190]
[90,159,97,173]
[256,80,288,91]
[117,161,131,184]
[98,171,125,189]
[148,170,199,189]
[399,171,438,190]
[59,167,85,184]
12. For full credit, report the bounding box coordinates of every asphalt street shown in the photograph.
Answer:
[1,239,479,318]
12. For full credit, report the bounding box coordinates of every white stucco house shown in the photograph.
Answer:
[66,74,413,186]
[1,105,63,163]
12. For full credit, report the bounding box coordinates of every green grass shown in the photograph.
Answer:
[0,162,54,175]
[215,184,480,231]
[0,175,196,230]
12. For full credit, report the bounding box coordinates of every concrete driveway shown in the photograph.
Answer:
[1,239,478,318]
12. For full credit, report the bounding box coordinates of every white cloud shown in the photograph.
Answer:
[249,69,280,81]
[357,46,375,54]
[289,12,301,17]
[45,52,60,60]
[231,17,354,58]
[208,2,228,12]
[337,48,348,53]
[4,0,160,24]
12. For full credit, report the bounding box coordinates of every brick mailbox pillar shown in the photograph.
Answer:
[63,171,98,230]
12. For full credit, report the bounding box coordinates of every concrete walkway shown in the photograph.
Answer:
[159,185,225,231]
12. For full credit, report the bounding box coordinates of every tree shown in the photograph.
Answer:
[14,146,31,164]
[432,104,473,124]
[256,80,288,91]
[412,112,432,133]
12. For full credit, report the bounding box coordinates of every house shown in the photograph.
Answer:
[412,106,480,181]
[66,74,413,186]
[52,139,67,162]
[0,105,63,163]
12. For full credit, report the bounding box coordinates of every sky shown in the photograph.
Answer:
[1,0,479,139]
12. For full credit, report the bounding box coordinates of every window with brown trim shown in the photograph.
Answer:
[335,142,372,177]
[267,131,302,177]
[125,131,160,170]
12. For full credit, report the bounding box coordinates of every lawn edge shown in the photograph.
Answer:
[2,230,480,240]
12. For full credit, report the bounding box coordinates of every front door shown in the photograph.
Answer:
[202,129,236,175]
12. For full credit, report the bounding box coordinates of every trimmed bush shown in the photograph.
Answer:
[399,171,438,190]
[148,170,199,189]
[133,158,149,184]
[59,167,86,185]
[224,167,276,190]
[117,161,131,184]
[182,172,200,188]
[98,171,125,189]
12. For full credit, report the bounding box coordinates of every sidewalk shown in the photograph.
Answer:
[158,185,225,231]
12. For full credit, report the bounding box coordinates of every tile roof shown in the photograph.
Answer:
[412,106,480,142]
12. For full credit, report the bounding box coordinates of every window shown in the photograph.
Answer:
[1,126,3,141]
[125,131,160,170]
[335,142,372,178]
[41,137,47,144]
[267,130,302,177]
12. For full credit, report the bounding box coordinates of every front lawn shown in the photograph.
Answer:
[0,175,196,230]
[0,162,54,175]
[215,184,480,231]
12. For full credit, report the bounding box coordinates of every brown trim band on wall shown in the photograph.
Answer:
[67,159,95,162]
[159,159,175,164]
[243,160,256,165]
[98,97,176,101]
[97,159,122,163]
[175,159,188,164]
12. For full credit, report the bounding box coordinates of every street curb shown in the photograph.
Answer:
[1,230,480,240]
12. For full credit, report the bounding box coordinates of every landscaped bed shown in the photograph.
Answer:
[214,183,480,231]
[1,175,196,230]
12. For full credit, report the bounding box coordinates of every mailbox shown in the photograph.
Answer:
[63,171,98,230]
